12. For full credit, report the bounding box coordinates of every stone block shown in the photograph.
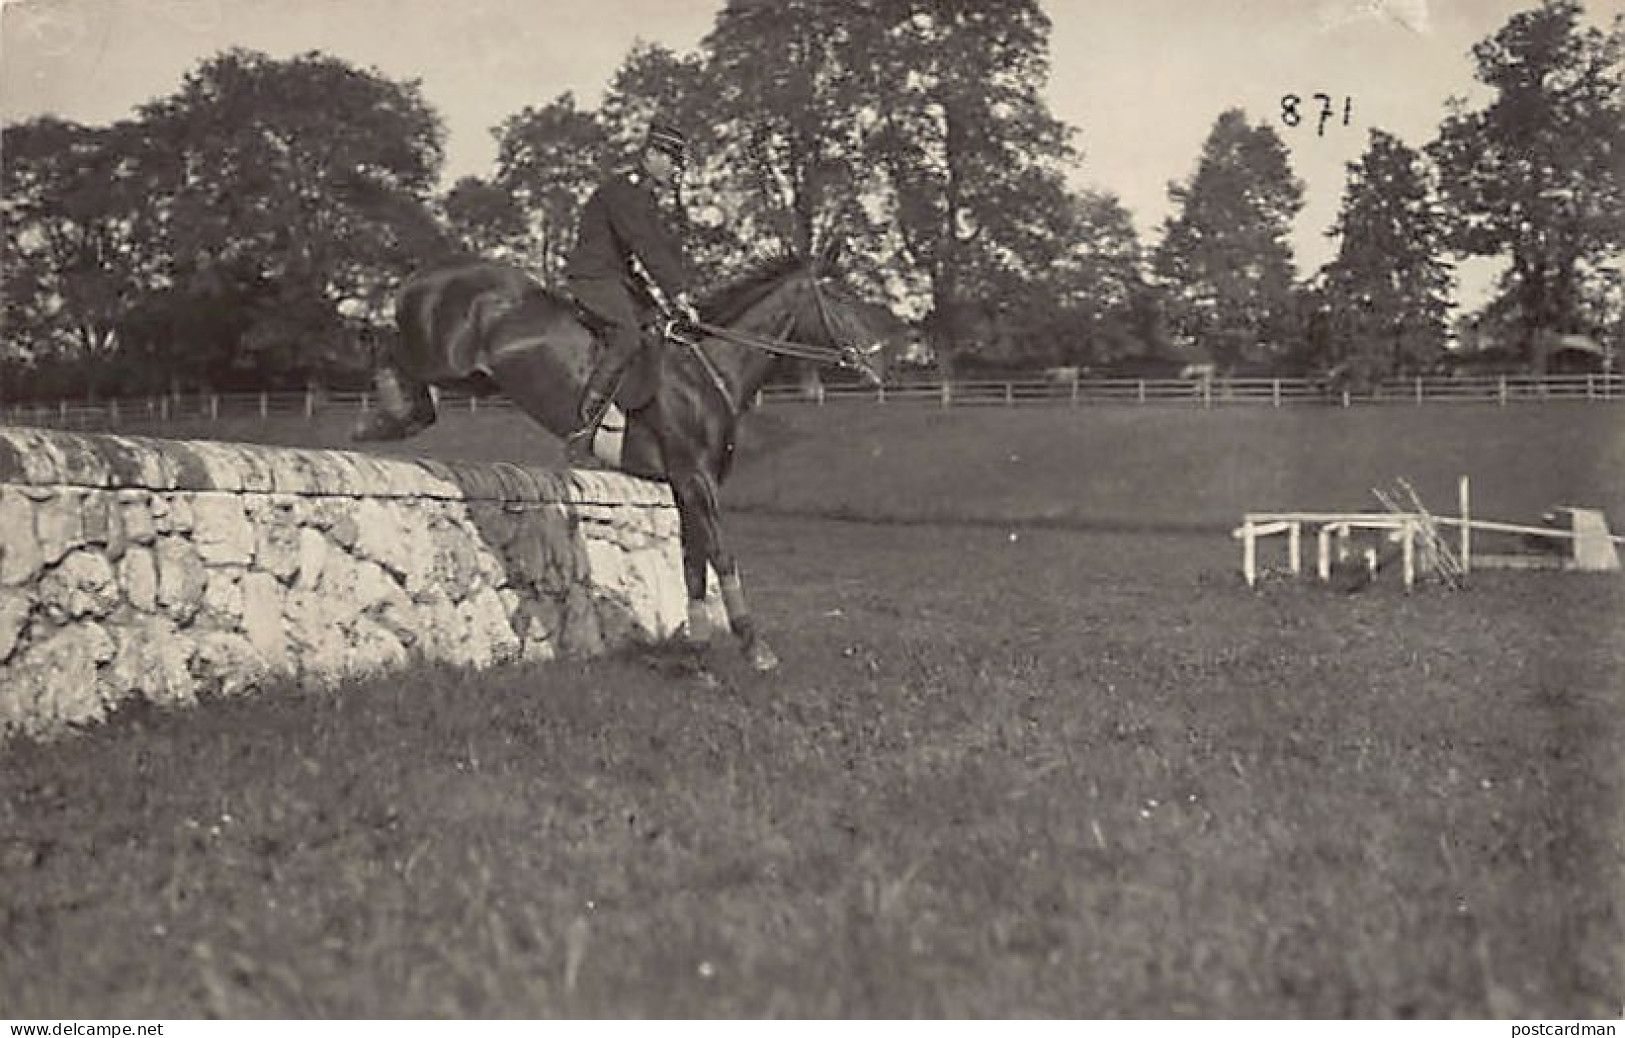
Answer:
[35,490,84,564]
[328,513,360,550]
[347,616,409,676]
[0,586,33,663]
[120,547,158,612]
[106,619,195,705]
[294,527,328,591]
[559,587,603,657]
[349,499,419,577]
[351,557,408,613]
[192,495,254,565]
[465,585,519,665]
[155,537,207,622]
[582,535,629,593]
[284,587,354,676]
[256,517,302,583]
[201,568,245,628]
[191,631,267,698]
[39,549,120,620]
[240,571,288,670]
[9,623,116,734]
[167,496,193,533]
[0,487,42,585]
[118,490,157,545]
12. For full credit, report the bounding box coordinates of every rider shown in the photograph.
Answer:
[564,120,701,460]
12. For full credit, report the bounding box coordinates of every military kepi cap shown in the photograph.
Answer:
[646,122,688,165]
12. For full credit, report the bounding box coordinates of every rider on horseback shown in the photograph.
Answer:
[564,120,700,461]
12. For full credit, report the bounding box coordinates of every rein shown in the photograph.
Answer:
[682,273,863,371]
[686,319,852,368]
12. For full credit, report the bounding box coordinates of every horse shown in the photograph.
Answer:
[352,251,888,672]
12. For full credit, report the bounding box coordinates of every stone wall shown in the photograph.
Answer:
[0,427,690,741]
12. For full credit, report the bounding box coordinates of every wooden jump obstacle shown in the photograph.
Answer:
[1233,476,1623,589]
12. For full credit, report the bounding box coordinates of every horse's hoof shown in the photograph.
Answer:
[745,640,780,672]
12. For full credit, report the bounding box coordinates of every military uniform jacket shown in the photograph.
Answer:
[566,170,689,300]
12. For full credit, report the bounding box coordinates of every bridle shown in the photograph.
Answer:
[680,267,880,377]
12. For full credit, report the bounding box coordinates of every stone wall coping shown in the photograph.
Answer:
[0,426,673,508]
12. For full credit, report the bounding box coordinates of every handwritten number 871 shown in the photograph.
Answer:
[1281,94,1352,136]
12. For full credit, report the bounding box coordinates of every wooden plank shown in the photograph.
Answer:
[1472,554,1567,571]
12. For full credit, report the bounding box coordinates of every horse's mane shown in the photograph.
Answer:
[697,254,807,325]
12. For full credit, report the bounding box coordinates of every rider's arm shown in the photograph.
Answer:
[603,176,690,301]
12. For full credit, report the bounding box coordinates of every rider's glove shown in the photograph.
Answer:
[674,293,700,326]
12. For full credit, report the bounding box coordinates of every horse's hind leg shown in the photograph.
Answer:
[352,364,437,442]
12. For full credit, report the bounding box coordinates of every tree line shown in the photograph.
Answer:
[3,0,1620,400]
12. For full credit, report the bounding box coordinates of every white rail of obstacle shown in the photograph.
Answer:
[1233,475,1622,589]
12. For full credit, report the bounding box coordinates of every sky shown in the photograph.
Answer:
[4,0,1620,310]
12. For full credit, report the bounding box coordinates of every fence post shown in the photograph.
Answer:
[877,383,886,404]
[1272,378,1281,408]
[1459,475,1471,575]
[470,394,478,413]
[110,399,120,423]
[1138,380,1146,404]
[1004,382,1013,406]
[1202,378,1212,409]
[1415,377,1423,405]
[210,394,219,420]
[816,382,825,406]
[1587,374,1595,401]
[360,392,371,413]
[941,381,952,409]
[258,391,269,419]
[1071,372,1079,407]
[304,389,316,418]
[160,395,170,422]
[1498,376,1508,406]
[1341,389,1351,409]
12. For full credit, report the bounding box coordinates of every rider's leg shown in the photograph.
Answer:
[565,280,641,457]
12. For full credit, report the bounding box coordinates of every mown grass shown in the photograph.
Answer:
[3,402,1622,1017]
[80,399,1625,528]
[720,402,1625,531]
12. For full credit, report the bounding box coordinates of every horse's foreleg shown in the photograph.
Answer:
[674,496,714,648]
[676,472,778,672]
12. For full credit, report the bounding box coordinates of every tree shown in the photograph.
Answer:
[1152,109,1303,371]
[132,48,451,383]
[1054,190,1154,365]
[491,93,609,283]
[1,118,162,375]
[852,0,1078,371]
[702,0,884,267]
[1318,129,1454,378]
[1429,0,1624,368]
[443,176,528,262]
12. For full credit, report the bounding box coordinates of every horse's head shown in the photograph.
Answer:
[699,250,895,385]
[789,253,893,386]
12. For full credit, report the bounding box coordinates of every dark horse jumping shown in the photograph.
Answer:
[353,252,887,671]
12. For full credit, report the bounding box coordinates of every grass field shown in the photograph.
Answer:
[70,399,1625,528]
[2,402,1622,1017]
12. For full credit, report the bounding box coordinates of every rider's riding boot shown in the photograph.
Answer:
[564,365,621,465]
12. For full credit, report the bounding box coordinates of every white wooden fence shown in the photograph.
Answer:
[3,373,1620,430]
